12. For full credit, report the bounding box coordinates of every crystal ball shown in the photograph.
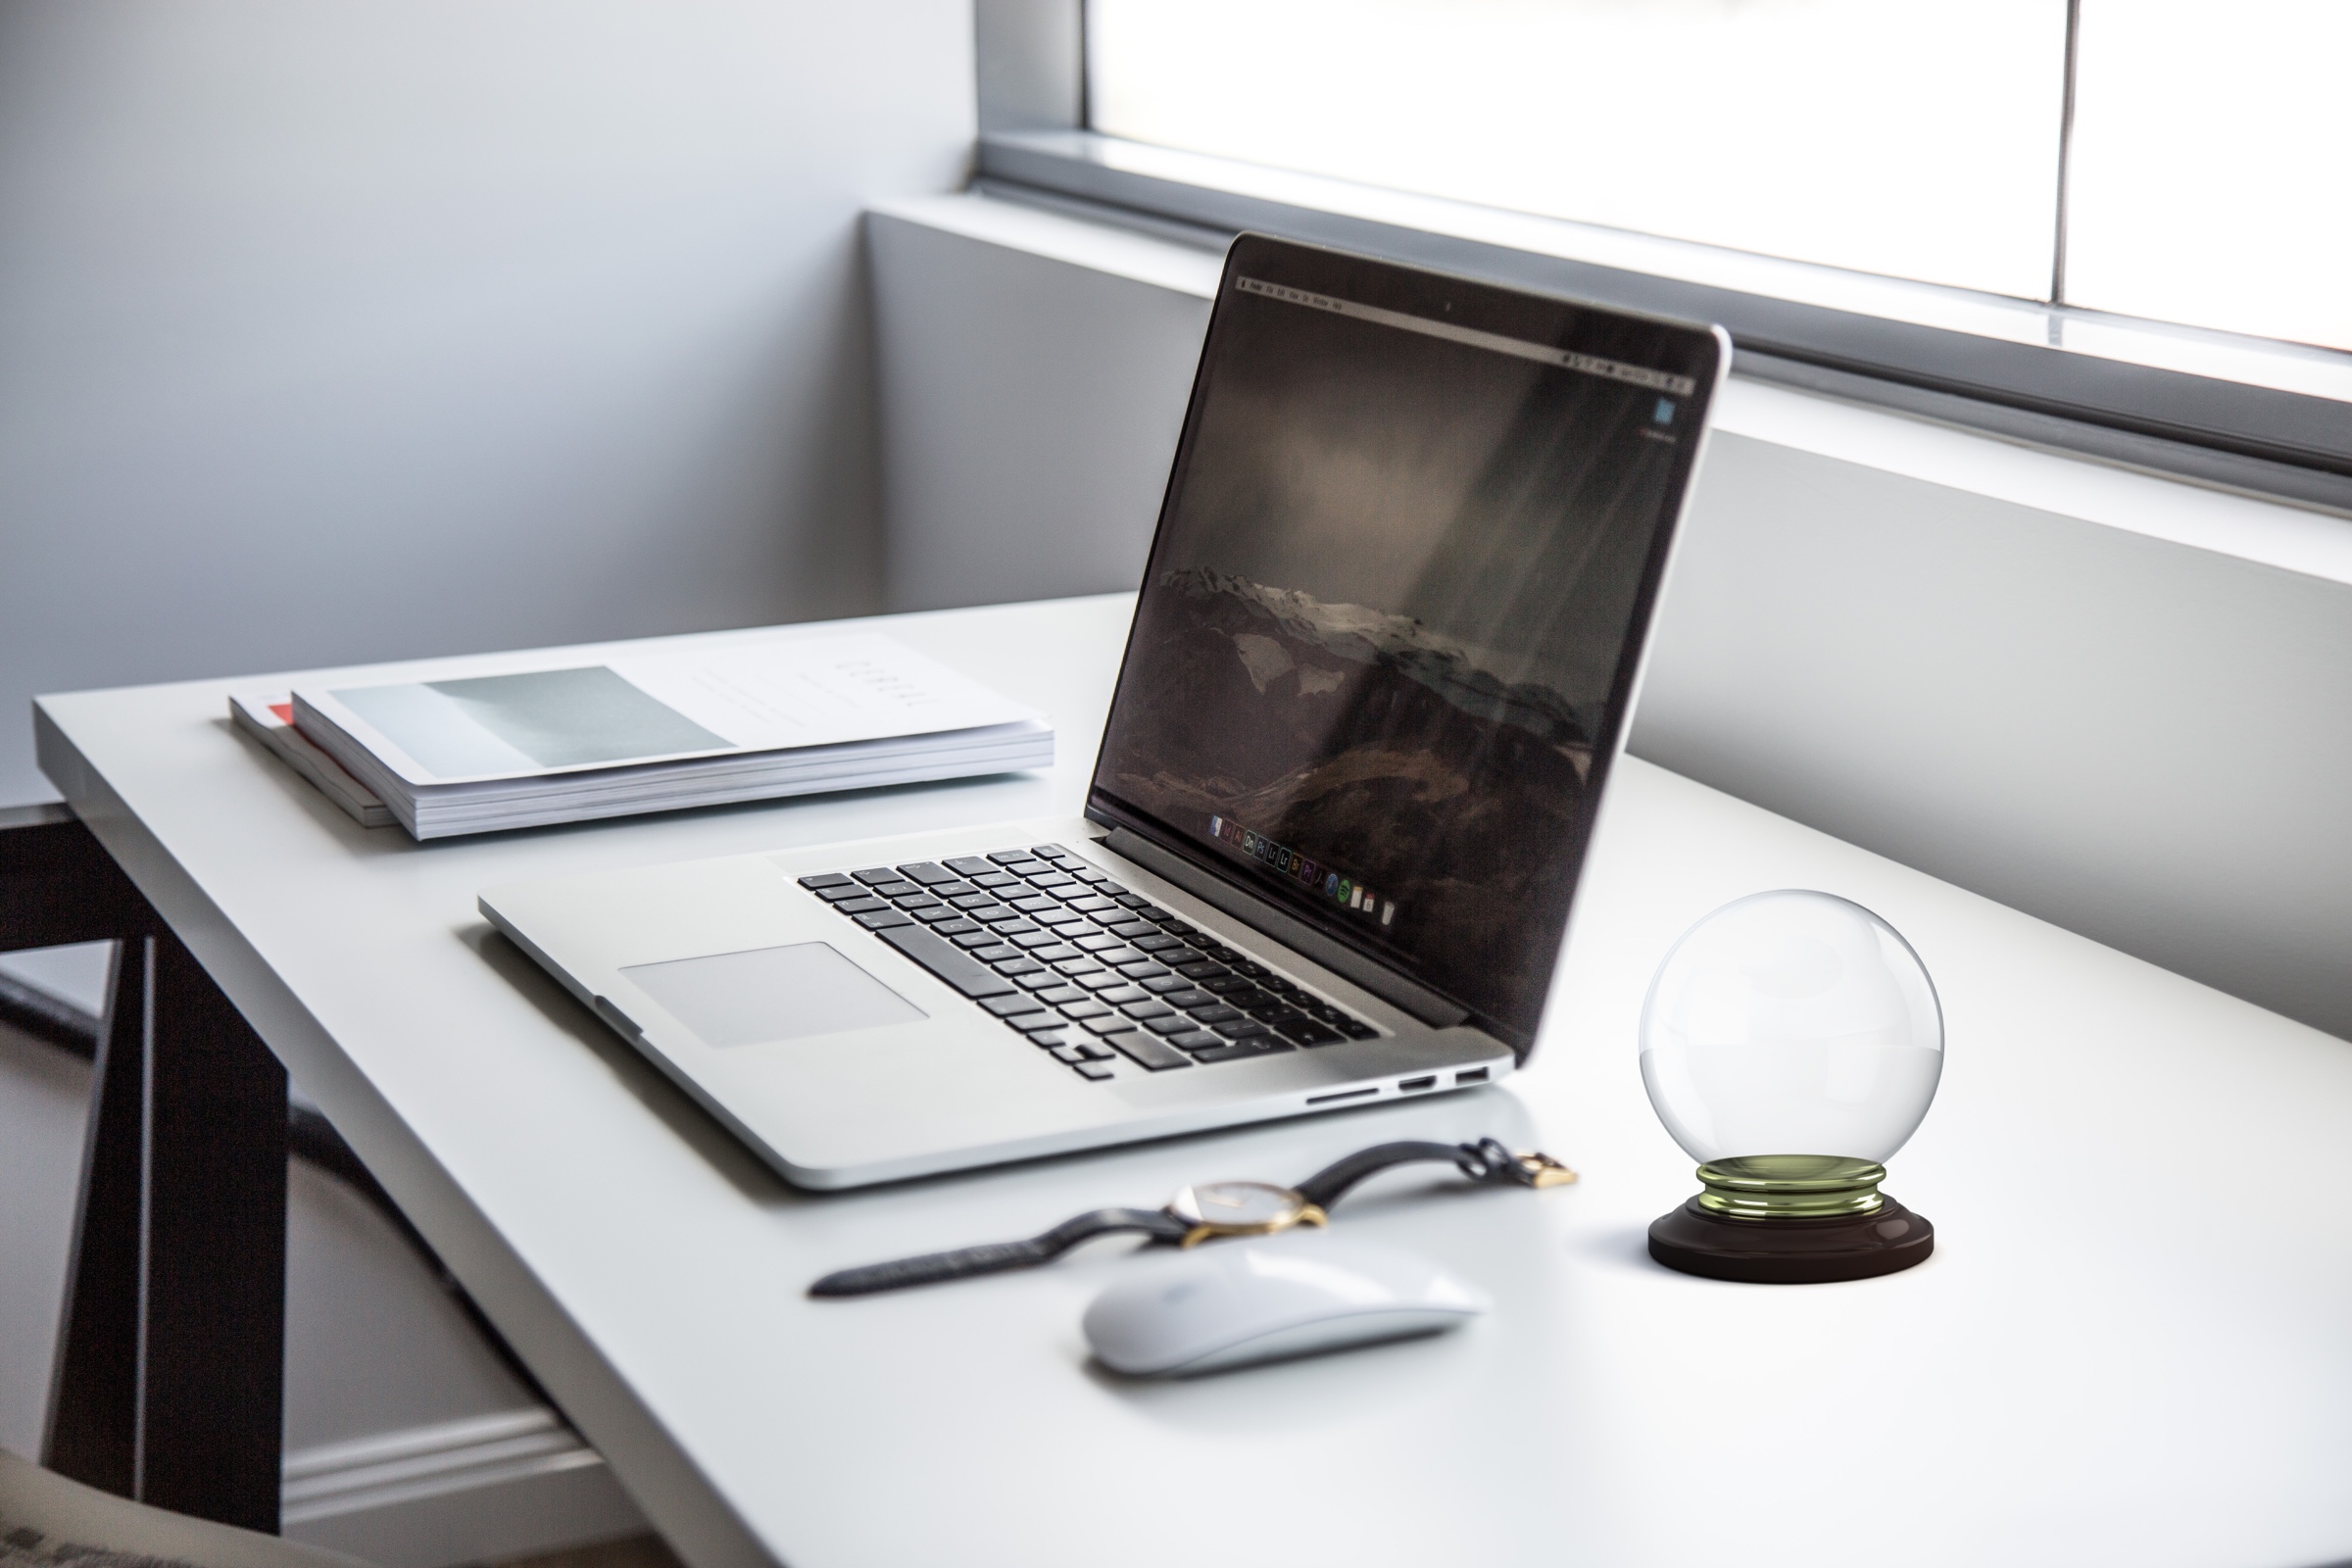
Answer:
[1639,890,1943,1166]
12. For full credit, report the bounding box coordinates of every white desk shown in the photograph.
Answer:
[37,595,2352,1568]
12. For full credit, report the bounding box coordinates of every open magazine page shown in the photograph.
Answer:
[293,634,1044,788]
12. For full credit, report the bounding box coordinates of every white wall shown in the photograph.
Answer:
[0,0,978,807]
[865,194,2352,1046]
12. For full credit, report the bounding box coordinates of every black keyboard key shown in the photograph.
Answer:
[1067,897,1119,914]
[1221,987,1271,1010]
[1119,961,1171,980]
[1073,1061,1116,1081]
[1029,879,1080,898]
[868,881,922,900]
[1158,918,1198,937]
[1252,1005,1305,1026]
[1030,945,1082,964]
[1187,1005,1244,1027]
[1057,1000,1110,1021]
[1008,931,1060,950]
[946,890,995,907]
[1013,969,1068,990]
[834,896,887,915]
[949,929,999,949]
[971,872,1021,890]
[1303,1002,1345,1022]
[1264,979,1304,999]
[1143,1015,1198,1036]
[1113,893,1153,909]
[1073,971,1125,991]
[1006,896,1057,914]
[895,862,957,886]
[1229,960,1270,979]
[1080,1015,1138,1037]
[1213,1020,1272,1041]
[1159,988,1215,1009]
[1071,933,1121,952]
[978,909,1029,928]
[1133,934,1188,954]
[1097,985,1150,1006]
[852,867,900,884]
[1049,1044,1090,1064]
[987,848,1032,862]
[991,958,1047,980]
[1034,985,1087,1006]
[944,856,997,877]
[970,944,1021,964]
[1280,1021,1345,1046]
[1140,974,1190,995]
[912,908,965,926]
[1337,1019,1380,1040]
[875,924,1015,998]
[1106,1032,1192,1071]
[1008,1012,1067,1033]
[1031,843,1073,858]
[1028,1029,1072,1049]
[1035,910,1089,930]
[1196,974,1248,994]
[816,885,876,905]
[1200,943,1241,961]
[1120,1001,1173,1021]
[798,872,855,890]
[982,994,1045,1019]
[1192,1038,1294,1064]
[1174,960,1227,981]
[854,908,914,930]
[1168,1030,1226,1053]
[1104,920,1158,940]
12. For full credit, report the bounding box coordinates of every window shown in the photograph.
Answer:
[1085,0,2352,357]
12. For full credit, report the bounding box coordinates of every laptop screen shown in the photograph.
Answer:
[1089,236,1724,1051]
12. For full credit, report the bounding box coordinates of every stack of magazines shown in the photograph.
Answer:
[242,634,1053,840]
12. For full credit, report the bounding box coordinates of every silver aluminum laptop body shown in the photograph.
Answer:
[480,234,1728,1190]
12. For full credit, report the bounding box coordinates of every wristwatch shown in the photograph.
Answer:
[808,1138,1576,1298]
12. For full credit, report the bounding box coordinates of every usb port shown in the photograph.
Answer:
[1397,1075,1437,1093]
[1453,1067,1490,1085]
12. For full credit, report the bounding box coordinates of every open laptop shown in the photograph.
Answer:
[479,233,1727,1189]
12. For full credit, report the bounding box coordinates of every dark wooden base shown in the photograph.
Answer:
[1647,1194,1935,1284]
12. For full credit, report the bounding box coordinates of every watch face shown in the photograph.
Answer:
[1169,1181,1305,1231]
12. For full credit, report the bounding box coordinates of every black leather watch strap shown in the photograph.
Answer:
[808,1206,1189,1298]
[1293,1138,1539,1209]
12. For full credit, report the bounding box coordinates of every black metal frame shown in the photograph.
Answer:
[2,804,286,1533]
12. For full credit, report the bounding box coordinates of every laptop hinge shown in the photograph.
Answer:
[1099,828,1470,1030]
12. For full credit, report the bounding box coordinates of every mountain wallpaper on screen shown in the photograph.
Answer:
[1104,565,1595,1019]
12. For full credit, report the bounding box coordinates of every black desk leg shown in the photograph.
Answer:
[8,807,289,1535]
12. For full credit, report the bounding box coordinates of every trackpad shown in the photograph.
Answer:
[621,943,925,1048]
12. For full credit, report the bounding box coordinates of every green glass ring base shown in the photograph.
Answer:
[1647,1195,1935,1284]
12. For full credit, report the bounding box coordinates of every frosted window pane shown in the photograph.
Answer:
[2065,0,2352,353]
[1089,0,2067,300]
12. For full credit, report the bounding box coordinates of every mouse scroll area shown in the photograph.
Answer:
[1082,1235,1489,1378]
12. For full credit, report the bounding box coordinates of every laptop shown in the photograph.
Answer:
[479,233,1728,1189]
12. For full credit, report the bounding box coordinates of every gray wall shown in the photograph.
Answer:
[869,202,1212,610]
[0,0,978,807]
[865,197,2352,1046]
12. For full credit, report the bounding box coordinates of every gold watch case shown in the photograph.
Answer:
[1166,1180,1329,1249]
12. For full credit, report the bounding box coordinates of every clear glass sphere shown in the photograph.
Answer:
[1640,890,1942,1166]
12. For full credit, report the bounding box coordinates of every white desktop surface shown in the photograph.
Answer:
[35,594,2352,1568]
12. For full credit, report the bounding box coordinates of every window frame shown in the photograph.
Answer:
[970,0,2352,513]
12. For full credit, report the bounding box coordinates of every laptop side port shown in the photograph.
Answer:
[1454,1066,1490,1085]
[1397,1075,1438,1093]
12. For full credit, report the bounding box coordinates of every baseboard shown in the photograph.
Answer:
[282,1410,645,1568]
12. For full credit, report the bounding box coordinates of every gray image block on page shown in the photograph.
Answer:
[425,665,728,768]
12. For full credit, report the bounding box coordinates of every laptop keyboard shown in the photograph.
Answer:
[798,843,1380,1082]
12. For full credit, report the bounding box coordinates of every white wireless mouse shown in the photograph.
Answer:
[1082,1233,1490,1377]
